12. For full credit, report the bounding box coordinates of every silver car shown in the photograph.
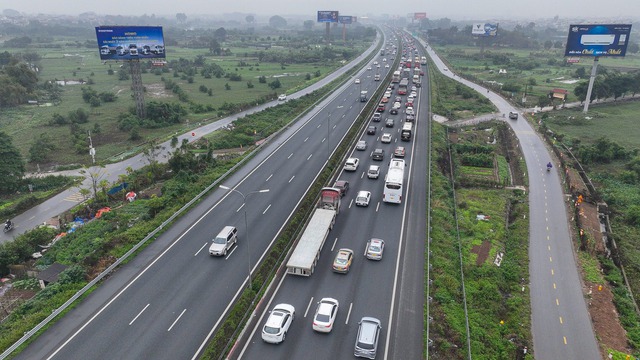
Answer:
[354,317,382,358]
[356,140,367,151]
[365,238,385,260]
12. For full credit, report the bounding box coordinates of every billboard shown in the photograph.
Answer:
[338,16,352,24]
[414,12,427,20]
[317,11,339,23]
[564,24,631,57]
[96,26,165,60]
[472,23,498,37]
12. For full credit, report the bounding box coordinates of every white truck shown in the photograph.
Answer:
[286,188,341,276]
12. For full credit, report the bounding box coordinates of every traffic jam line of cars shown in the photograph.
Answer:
[256,41,421,358]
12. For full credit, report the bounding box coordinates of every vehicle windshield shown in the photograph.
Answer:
[213,237,226,244]
[263,325,280,334]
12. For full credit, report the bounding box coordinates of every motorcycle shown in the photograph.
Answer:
[3,223,13,233]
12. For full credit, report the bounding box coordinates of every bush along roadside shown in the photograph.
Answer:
[429,123,532,359]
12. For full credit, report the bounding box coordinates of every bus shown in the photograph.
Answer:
[391,71,401,83]
[401,123,413,141]
[383,159,405,204]
[397,78,409,95]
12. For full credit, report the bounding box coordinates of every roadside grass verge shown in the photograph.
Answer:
[427,56,497,121]
[429,123,531,359]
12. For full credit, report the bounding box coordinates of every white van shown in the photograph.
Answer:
[209,226,238,256]
[367,165,380,179]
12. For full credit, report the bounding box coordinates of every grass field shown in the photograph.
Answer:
[432,44,640,106]
[542,101,640,150]
[1,38,369,169]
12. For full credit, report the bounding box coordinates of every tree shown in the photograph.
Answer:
[214,27,227,42]
[176,13,187,23]
[28,133,56,163]
[303,20,314,31]
[0,131,25,194]
[79,166,107,200]
[269,15,287,29]
[245,15,255,24]
[142,139,166,178]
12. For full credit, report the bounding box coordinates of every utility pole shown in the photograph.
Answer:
[88,130,96,164]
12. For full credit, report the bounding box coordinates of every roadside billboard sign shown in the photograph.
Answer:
[338,16,353,24]
[564,24,631,57]
[414,12,427,20]
[472,23,498,37]
[317,11,339,23]
[96,26,165,60]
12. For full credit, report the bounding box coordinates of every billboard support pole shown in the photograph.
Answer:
[325,23,330,43]
[129,59,146,118]
[582,56,599,114]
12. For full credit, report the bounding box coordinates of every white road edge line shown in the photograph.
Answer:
[168,309,187,331]
[129,304,150,326]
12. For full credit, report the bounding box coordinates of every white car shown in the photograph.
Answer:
[367,67,372,71]
[381,133,392,143]
[406,107,415,116]
[262,304,295,343]
[278,94,287,101]
[365,238,385,260]
[313,298,339,332]
[355,191,371,207]
[409,91,417,98]
[385,64,390,68]
[344,157,359,171]
[356,140,367,151]
[355,78,360,84]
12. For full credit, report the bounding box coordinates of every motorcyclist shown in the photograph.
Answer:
[547,162,553,171]
[4,219,12,230]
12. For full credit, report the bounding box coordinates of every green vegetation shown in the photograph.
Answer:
[427,56,496,120]
[429,123,531,359]
[0,26,374,170]
[431,44,640,108]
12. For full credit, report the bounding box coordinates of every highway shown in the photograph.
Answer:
[237,33,428,360]
[13,35,392,360]
[424,41,600,359]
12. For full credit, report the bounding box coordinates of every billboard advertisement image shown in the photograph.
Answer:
[414,12,427,20]
[317,11,339,23]
[338,16,353,24]
[565,24,632,57]
[472,23,498,37]
[96,26,165,60]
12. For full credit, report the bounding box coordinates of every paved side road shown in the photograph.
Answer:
[0,36,381,245]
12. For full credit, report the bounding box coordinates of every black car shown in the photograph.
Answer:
[367,126,377,135]
[389,108,398,115]
[385,118,395,128]
[372,148,385,161]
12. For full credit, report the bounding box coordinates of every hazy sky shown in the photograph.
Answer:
[3,0,638,20]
